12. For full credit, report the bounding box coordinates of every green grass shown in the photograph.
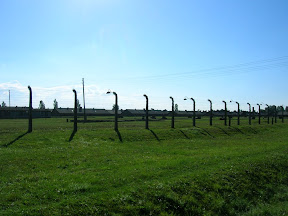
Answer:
[0,117,287,215]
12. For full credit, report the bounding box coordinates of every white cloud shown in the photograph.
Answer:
[0,81,210,111]
[0,80,27,93]
[0,81,111,109]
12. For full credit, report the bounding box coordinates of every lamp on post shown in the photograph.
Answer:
[28,86,32,133]
[208,99,213,126]
[230,101,240,125]
[170,96,175,128]
[222,100,227,126]
[72,89,78,132]
[143,94,149,129]
[184,97,196,127]
[266,104,269,124]
[107,90,118,131]
[257,103,262,124]
[247,103,251,125]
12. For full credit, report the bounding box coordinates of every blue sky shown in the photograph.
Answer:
[0,0,288,111]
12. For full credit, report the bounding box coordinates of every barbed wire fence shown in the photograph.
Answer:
[0,56,287,123]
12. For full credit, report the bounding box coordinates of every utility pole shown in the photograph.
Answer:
[9,90,10,107]
[208,99,213,126]
[184,97,196,126]
[257,103,262,124]
[266,104,269,124]
[281,106,284,123]
[230,100,240,125]
[192,98,196,127]
[107,91,118,131]
[275,106,277,123]
[236,102,240,125]
[82,78,87,122]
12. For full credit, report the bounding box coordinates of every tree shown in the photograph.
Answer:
[175,104,179,112]
[39,100,45,109]
[268,105,276,115]
[1,101,6,107]
[112,104,119,111]
[76,99,81,109]
[53,99,58,109]
[276,106,282,112]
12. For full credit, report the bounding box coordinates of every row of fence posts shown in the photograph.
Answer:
[25,86,284,133]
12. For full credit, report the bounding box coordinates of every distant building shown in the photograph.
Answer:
[122,109,169,118]
[174,110,203,117]
[51,108,121,117]
[0,107,51,119]
[2,107,285,119]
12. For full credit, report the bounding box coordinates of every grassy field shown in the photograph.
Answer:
[0,116,288,215]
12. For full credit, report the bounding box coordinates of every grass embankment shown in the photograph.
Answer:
[0,117,287,215]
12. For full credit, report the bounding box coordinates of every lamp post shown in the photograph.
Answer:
[266,104,269,124]
[208,99,213,126]
[184,97,196,126]
[170,96,174,128]
[223,100,227,126]
[143,94,149,129]
[230,101,240,125]
[107,90,118,131]
[257,103,262,124]
[28,86,32,133]
[72,89,77,132]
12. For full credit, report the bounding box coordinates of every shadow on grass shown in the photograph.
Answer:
[198,128,215,138]
[215,126,230,136]
[3,132,29,147]
[115,129,123,142]
[179,130,189,139]
[148,129,160,141]
[69,130,77,142]
[231,126,244,134]
[248,127,258,134]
